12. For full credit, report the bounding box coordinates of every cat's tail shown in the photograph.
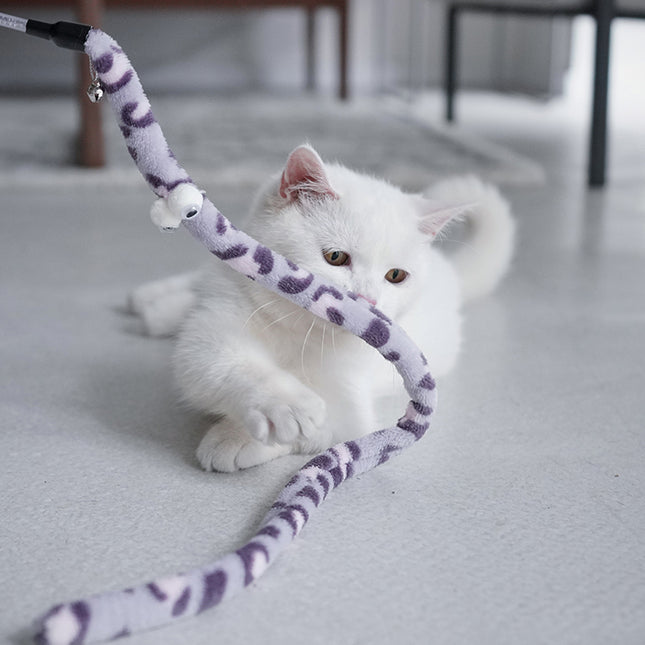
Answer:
[424,176,515,302]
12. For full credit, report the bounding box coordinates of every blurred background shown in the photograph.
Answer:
[0,1,643,186]
[0,3,573,95]
[0,4,641,102]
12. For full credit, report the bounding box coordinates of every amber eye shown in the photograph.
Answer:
[323,250,350,266]
[385,268,409,284]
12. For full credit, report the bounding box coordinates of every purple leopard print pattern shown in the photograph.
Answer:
[33,29,437,645]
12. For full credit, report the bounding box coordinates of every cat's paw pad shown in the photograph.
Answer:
[197,422,291,472]
[243,386,327,446]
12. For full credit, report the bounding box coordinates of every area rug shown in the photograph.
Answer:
[0,94,544,190]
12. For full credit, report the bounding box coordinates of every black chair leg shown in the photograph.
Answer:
[305,8,316,92]
[589,5,613,187]
[444,5,459,122]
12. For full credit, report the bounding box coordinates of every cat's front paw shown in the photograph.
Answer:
[242,381,328,447]
[127,272,198,337]
[197,420,292,472]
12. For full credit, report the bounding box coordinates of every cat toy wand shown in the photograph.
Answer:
[0,13,91,51]
[1,12,438,645]
[0,12,106,103]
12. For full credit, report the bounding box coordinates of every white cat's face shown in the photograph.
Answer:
[250,145,455,320]
[290,175,431,319]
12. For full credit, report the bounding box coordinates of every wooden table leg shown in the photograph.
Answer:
[306,7,316,92]
[75,0,105,167]
[338,1,348,100]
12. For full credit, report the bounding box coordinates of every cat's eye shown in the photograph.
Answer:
[323,250,350,266]
[385,268,409,284]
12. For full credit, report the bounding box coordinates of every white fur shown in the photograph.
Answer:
[128,271,200,337]
[132,147,514,471]
[424,175,515,302]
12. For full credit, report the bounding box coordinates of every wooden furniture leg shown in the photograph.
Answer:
[75,0,104,167]
[306,7,316,91]
[64,0,348,167]
[338,0,348,100]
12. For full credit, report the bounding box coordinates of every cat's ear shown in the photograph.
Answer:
[416,198,474,239]
[279,145,339,202]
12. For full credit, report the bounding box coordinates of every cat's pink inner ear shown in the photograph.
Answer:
[279,145,339,201]
[417,199,473,238]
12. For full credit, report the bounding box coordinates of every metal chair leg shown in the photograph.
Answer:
[305,8,316,92]
[588,1,613,187]
[444,5,459,122]
[338,1,349,100]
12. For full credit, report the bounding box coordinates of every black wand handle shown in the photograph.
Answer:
[25,19,91,51]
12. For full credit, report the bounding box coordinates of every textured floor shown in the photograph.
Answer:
[0,94,543,190]
[2,68,645,645]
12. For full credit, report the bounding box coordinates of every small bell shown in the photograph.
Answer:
[87,80,104,103]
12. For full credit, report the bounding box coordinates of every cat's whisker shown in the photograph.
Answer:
[291,311,307,330]
[320,323,327,369]
[331,326,337,357]
[301,318,317,381]
[243,299,278,329]
[262,309,299,331]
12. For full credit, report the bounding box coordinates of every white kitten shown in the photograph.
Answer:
[129,145,514,471]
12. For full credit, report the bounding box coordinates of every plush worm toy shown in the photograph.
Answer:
[0,15,437,645]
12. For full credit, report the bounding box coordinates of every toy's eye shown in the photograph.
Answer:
[385,268,408,284]
[323,250,350,266]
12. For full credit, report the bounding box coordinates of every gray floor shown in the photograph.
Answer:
[2,84,645,645]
